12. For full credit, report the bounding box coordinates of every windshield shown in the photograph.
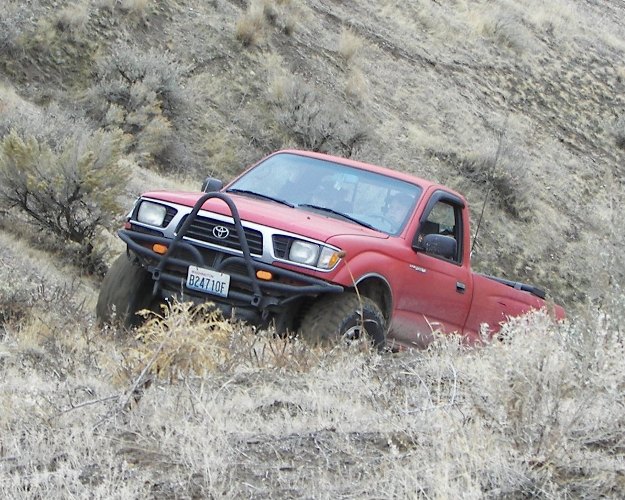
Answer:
[227,152,422,235]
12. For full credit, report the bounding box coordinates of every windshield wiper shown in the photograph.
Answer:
[226,189,294,207]
[298,204,377,230]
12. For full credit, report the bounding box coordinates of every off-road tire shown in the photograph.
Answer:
[299,293,386,349]
[96,253,156,328]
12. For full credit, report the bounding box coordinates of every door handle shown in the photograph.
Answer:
[456,281,466,293]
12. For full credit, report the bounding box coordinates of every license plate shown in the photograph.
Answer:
[186,266,230,298]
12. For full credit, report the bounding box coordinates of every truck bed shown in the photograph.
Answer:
[481,274,546,299]
[462,273,560,343]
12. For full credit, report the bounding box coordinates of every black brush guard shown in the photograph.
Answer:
[118,192,343,323]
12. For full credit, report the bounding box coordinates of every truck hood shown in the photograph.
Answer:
[143,191,389,242]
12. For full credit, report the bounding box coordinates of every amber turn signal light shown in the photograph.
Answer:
[256,270,273,281]
[152,243,168,255]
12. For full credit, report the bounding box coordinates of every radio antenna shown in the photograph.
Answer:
[471,117,508,256]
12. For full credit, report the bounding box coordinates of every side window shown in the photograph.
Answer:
[416,200,463,263]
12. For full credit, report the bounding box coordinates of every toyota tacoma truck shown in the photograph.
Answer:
[97,150,565,349]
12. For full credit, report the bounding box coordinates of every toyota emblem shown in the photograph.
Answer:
[212,225,230,239]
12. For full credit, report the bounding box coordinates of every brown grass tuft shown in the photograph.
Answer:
[235,2,267,47]
[119,302,234,383]
[338,28,364,63]
[119,0,149,15]
[56,3,90,33]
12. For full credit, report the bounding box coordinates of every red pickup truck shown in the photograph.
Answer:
[97,150,564,349]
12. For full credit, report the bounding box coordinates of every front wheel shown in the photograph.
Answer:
[96,253,157,328]
[299,293,386,349]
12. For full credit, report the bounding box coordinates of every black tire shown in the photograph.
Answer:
[299,293,386,349]
[96,253,156,328]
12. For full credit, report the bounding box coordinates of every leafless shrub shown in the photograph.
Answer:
[235,0,297,45]
[282,16,297,36]
[455,146,533,221]
[1,276,100,381]
[94,44,186,119]
[478,9,535,53]
[262,1,297,35]
[612,115,625,150]
[0,283,30,327]
[263,2,279,26]
[268,75,369,155]
[228,326,323,372]
[458,310,625,497]
[85,44,187,169]
[0,2,23,57]
[0,128,130,270]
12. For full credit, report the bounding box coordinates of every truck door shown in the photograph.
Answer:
[389,191,473,348]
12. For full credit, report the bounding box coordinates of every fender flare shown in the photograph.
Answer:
[332,252,397,318]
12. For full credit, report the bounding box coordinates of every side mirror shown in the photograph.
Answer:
[201,177,223,193]
[415,233,457,260]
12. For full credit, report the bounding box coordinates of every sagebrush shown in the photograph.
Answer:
[0,128,129,270]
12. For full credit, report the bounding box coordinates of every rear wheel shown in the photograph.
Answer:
[299,293,386,349]
[96,253,156,328]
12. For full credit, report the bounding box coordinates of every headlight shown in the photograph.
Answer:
[287,240,343,270]
[289,240,319,265]
[137,201,167,227]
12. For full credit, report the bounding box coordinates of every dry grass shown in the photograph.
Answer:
[344,66,369,101]
[338,28,364,63]
[1,264,623,497]
[235,2,267,47]
[55,2,90,33]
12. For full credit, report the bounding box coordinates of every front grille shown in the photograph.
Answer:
[163,206,177,226]
[178,215,264,255]
[272,235,292,259]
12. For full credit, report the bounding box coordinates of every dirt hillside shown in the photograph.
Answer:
[1,2,625,497]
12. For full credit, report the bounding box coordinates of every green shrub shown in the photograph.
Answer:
[0,128,130,269]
